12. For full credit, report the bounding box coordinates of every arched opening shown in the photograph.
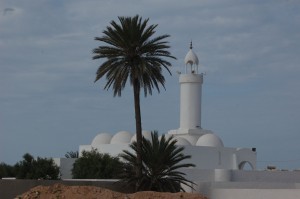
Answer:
[239,161,254,170]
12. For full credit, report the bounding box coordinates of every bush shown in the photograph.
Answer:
[72,149,123,179]
[14,153,60,180]
[0,163,14,178]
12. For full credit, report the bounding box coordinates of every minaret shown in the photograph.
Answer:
[169,42,206,135]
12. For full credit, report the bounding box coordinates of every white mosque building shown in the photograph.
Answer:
[55,43,300,199]
[79,42,256,171]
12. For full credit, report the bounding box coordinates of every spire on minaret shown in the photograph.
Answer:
[190,41,193,49]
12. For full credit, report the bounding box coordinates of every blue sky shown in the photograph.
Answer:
[0,0,300,170]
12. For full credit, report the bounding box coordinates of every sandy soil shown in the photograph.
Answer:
[16,183,208,199]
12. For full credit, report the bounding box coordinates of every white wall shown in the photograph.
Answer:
[182,146,255,170]
[179,74,203,130]
[232,170,300,183]
[211,188,300,199]
[54,158,76,179]
[181,169,300,199]
[79,143,256,170]
[181,169,300,184]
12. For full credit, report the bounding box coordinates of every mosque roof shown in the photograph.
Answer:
[91,131,224,148]
[110,131,132,144]
[196,133,224,147]
[91,133,112,146]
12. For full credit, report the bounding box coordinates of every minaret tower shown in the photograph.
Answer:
[169,42,208,136]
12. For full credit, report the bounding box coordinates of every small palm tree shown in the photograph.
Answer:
[120,131,195,192]
[93,15,176,188]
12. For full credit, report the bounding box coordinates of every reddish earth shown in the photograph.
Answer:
[16,183,208,199]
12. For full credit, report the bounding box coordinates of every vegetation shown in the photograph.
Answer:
[65,151,79,158]
[71,149,123,179]
[92,15,176,189]
[14,153,60,180]
[120,131,195,192]
[0,163,14,178]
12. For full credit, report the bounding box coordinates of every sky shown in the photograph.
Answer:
[0,0,300,170]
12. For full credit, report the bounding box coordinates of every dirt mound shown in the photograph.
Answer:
[16,183,208,199]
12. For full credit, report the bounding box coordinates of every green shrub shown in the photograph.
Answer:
[14,153,60,180]
[72,149,123,179]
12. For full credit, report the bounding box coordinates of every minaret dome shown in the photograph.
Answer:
[184,42,199,66]
[184,42,199,74]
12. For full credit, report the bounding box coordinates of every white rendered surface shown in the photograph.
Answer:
[110,131,132,144]
[184,42,199,73]
[173,137,191,145]
[196,134,224,147]
[80,134,256,171]
[211,188,300,199]
[185,48,199,66]
[130,130,151,143]
[91,133,112,146]
[179,74,203,133]
[177,134,201,145]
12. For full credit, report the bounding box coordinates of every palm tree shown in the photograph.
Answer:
[120,131,195,192]
[92,15,176,188]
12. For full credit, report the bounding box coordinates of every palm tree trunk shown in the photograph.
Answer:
[133,79,143,191]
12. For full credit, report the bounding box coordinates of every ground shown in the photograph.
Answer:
[16,183,208,199]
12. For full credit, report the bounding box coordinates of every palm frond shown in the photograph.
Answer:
[119,131,195,192]
[93,15,176,97]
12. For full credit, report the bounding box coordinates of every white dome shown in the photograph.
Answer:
[91,133,112,146]
[110,131,132,144]
[184,43,199,66]
[159,134,173,141]
[196,134,224,147]
[178,135,200,145]
[158,134,190,145]
[174,137,191,146]
[130,130,152,143]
